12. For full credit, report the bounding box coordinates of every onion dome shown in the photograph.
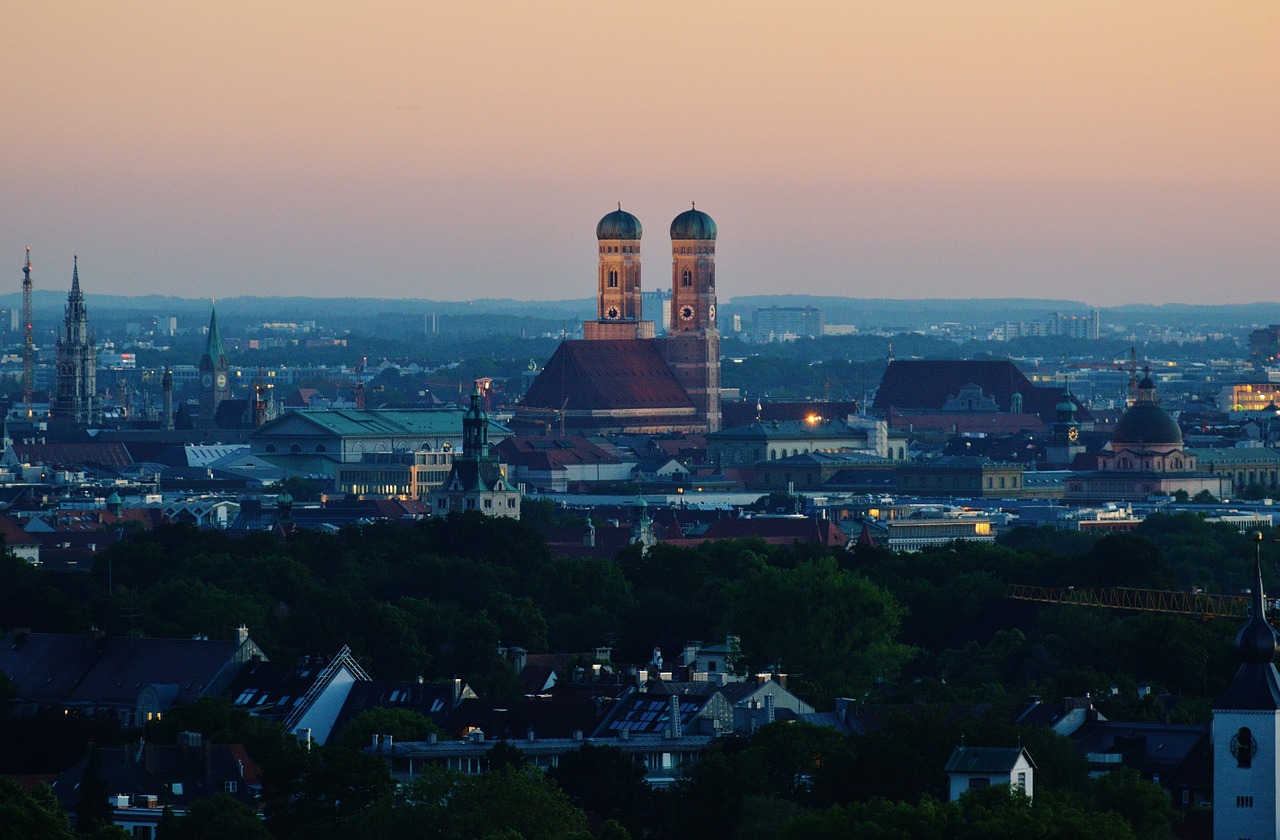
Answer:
[1113,374,1182,446]
[106,491,122,505]
[597,206,643,240]
[1056,389,1077,415]
[670,205,717,240]
[1239,536,1279,664]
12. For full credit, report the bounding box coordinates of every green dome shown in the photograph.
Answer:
[106,491,122,505]
[670,207,717,240]
[597,208,643,240]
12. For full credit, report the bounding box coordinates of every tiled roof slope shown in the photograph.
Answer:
[523,340,695,413]
[872,360,1090,422]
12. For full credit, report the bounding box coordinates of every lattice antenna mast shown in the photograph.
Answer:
[21,247,34,416]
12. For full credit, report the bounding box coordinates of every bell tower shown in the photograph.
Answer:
[1213,531,1280,840]
[661,204,721,431]
[584,205,654,340]
[198,303,230,428]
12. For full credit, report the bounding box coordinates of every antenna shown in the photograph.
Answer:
[21,248,34,417]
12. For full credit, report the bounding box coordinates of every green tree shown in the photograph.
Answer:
[75,745,113,835]
[0,778,76,840]
[336,707,441,752]
[548,742,649,837]
[173,794,270,840]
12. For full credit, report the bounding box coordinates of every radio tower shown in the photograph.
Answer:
[21,247,34,417]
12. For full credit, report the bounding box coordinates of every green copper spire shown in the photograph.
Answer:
[205,303,225,361]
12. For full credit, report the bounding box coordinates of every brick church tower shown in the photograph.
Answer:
[660,205,721,432]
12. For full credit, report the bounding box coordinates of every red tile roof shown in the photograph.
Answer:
[522,340,695,413]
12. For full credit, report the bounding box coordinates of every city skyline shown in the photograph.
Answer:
[1,2,1276,304]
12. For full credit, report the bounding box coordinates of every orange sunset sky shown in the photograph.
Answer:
[1,1,1276,304]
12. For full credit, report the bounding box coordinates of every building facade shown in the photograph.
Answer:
[198,305,231,428]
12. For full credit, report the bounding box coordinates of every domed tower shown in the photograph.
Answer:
[1104,370,1191,472]
[1213,533,1280,839]
[669,204,717,333]
[661,204,721,431]
[584,206,655,340]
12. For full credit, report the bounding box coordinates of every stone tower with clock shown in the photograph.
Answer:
[198,304,230,428]
[51,256,98,426]
[658,205,721,432]
[1213,532,1280,840]
[584,205,655,340]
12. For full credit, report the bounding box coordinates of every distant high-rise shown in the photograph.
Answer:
[51,257,97,425]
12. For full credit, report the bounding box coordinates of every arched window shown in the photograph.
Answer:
[315,444,326,453]
[608,270,618,288]
[1236,727,1255,768]
[682,269,692,287]
[265,444,277,453]
[290,444,302,454]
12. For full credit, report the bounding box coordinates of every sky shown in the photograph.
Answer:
[1,1,1276,305]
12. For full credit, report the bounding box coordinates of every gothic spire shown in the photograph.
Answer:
[1215,532,1280,710]
[205,303,225,361]
[70,255,81,298]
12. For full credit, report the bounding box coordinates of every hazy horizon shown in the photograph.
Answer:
[2,2,1276,305]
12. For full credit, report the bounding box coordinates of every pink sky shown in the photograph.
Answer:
[1,2,1276,304]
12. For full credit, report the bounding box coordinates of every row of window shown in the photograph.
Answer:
[599,245,638,254]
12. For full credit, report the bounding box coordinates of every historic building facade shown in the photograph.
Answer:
[517,206,723,435]
[198,305,231,429]
[51,257,98,425]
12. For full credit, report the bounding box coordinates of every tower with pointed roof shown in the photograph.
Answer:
[198,304,230,428]
[429,387,521,519]
[1213,532,1280,839]
[52,257,98,425]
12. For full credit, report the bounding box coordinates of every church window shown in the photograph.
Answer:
[265,444,277,453]
[315,444,326,453]
[608,270,619,288]
[467,499,476,510]
[682,270,692,287]
[508,498,516,508]
[484,499,492,508]
[290,444,302,454]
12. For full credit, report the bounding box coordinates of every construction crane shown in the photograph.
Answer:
[22,247,34,416]
[1008,534,1280,622]
[1005,583,1260,621]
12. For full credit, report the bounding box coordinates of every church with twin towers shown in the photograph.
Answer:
[514,205,722,435]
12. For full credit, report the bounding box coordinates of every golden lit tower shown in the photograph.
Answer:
[660,204,721,431]
[584,205,654,340]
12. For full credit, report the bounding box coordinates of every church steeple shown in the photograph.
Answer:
[198,302,230,429]
[205,303,225,362]
[70,255,81,299]
[1213,532,1280,840]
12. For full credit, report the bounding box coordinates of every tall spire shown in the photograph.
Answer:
[205,303,225,361]
[1215,531,1280,710]
[70,255,81,298]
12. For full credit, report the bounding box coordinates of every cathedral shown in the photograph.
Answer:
[516,205,722,435]
[51,257,97,426]
[198,304,231,429]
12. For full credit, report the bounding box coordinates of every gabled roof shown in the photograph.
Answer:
[11,442,133,469]
[253,409,508,439]
[873,360,1090,422]
[944,746,1034,774]
[522,340,695,413]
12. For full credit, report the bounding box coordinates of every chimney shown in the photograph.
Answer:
[372,734,380,751]
[527,728,536,742]
[428,732,438,744]
[572,730,584,742]
[384,734,393,752]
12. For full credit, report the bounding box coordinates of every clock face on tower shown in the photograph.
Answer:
[202,374,213,388]
[679,305,695,321]
[708,304,716,323]
[216,373,228,389]
[1067,427,1079,442]
[606,307,620,320]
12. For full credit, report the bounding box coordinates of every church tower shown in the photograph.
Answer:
[660,205,721,431]
[52,257,97,425]
[584,205,654,340]
[198,304,230,428]
[1213,531,1280,840]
